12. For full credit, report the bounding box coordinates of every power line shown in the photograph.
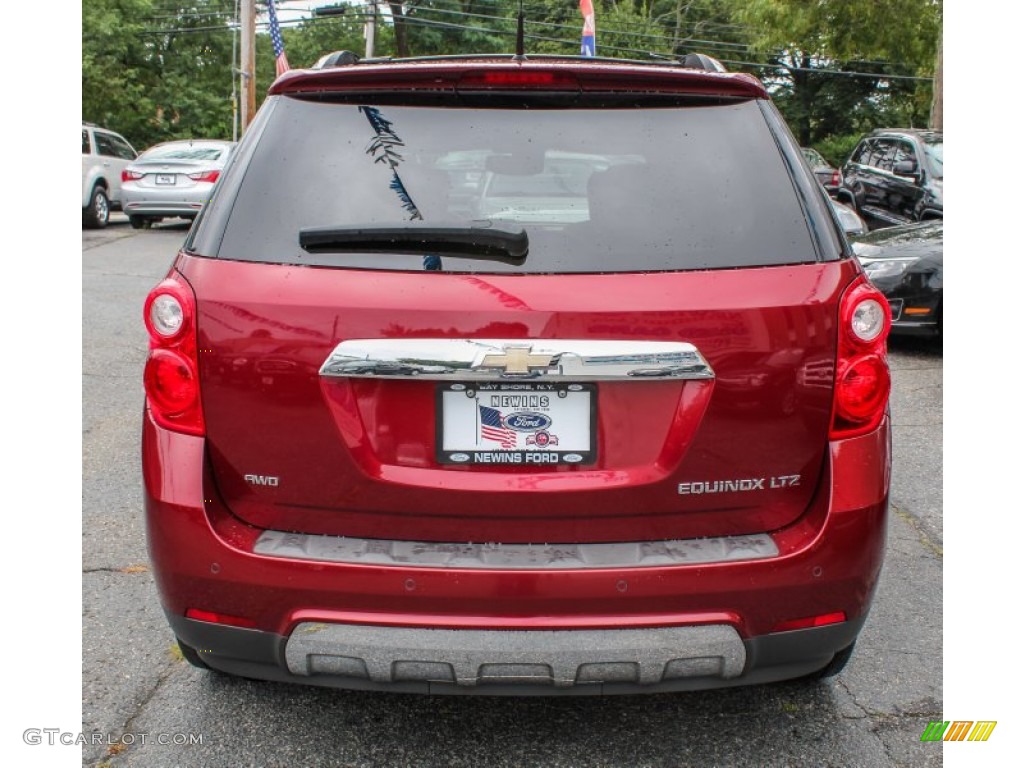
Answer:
[138,7,932,82]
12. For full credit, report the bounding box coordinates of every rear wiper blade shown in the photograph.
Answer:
[298,221,528,264]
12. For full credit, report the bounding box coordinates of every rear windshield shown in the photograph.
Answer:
[142,144,228,162]
[212,97,817,273]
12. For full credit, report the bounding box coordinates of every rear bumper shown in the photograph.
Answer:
[144,409,890,693]
[169,612,865,695]
[122,184,210,217]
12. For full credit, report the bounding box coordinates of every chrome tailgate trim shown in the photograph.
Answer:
[254,530,777,569]
[319,339,715,381]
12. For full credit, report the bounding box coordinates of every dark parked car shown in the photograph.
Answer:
[830,198,867,237]
[142,52,892,694]
[838,129,942,227]
[801,147,840,196]
[853,220,942,337]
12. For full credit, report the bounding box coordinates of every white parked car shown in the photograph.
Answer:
[82,123,138,228]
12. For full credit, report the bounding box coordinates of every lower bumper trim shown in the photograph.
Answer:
[286,622,745,688]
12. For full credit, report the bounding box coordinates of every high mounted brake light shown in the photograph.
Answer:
[830,278,892,439]
[143,275,205,436]
[458,70,580,88]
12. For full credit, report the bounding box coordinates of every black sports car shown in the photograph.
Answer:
[852,220,942,337]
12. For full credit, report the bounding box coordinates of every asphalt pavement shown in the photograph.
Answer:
[81,217,942,767]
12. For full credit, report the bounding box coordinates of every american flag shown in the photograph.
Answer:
[479,405,517,449]
[267,0,291,77]
[579,0,596,58]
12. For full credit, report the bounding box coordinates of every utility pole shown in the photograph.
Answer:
[240,0,256,132]
[929,32,943,131]
[365,0,377,59]
[231,0,240,141]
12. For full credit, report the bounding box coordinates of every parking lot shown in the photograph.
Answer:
[82,217,942,767]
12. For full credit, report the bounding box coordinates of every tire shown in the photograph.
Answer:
[83,186,110,229]
[129,216,152,230]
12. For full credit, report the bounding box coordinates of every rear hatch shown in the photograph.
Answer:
[183,63,851,544]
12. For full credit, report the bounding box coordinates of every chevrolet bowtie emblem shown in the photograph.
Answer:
[479,345,554,375]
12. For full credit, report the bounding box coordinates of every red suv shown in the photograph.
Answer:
[143,53,892,694]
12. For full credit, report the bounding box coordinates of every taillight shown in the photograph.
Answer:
[771,611,846,633]
[187,170,220,183]
[143,275,205,436]
[185,608,256,628]
[121,169,143,182]
[830,277,891,439]
[830,169,840,187]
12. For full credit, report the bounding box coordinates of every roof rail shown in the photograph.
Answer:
[677,53,727,73]
[312,50,361,69]
[307,50,730,73]
[872,127,942,136]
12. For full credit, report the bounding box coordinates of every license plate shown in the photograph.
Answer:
[437,382,595,465]
[155,174,176,185]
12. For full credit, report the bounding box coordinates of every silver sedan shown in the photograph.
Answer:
[121,140,235,228]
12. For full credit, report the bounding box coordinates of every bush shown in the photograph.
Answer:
[814,134,863,168]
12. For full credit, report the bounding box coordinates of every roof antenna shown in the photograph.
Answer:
[514,0,526,61]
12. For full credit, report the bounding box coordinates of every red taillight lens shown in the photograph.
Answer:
[830,170,840,187]
[187,170,220,183]
[185,609,257,628]
[145,349,199,415]
[143,274,205,436]
[835,355,889,421]
[121,169,143,182]
[771,611,846,633]
[830,278,891,439]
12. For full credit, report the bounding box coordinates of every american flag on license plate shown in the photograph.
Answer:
[479,405,517,449]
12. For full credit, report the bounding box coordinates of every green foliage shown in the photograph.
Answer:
[724,0,940,143]
[813,133,862,168]
[82,0,159,145]
[398,2,510,57]
[599,3,672,59]
[83,1,239,148]
[83,0,942,153]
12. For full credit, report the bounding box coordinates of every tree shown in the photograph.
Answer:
[83,0,159,145]
[84,1,239,148]
[727,0,940,144]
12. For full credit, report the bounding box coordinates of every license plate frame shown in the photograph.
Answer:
[436,382,596,466]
